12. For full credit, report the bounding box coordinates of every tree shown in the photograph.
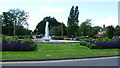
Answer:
[8,9,29,35]
[50,23,66,36]
[50,26,61,36]
[0,15,3,35]
[106,25,115,39]
[2,12,14,35]
[115,25,120,36]
[1,8,29,36]
[8,9,29,26]
[90,26,101,37]
[78,19,92,36]
[34,16,62,35]
[67,6,79,37]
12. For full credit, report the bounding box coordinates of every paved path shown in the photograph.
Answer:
[1,57,119,66]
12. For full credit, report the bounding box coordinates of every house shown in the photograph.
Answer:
[94,25,107,38]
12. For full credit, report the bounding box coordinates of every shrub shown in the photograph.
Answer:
[88,44,96,49]
[2,37,18,43]
[2,38,9,43]
[29,43,37,51]
[9,38,18,43]
[80,41,86,46]
[106,25,115,39]
[77,36,87,41]
[80,41,96,49]
[95,38,116,43]
[77,36,86,39]
[18,35,32,39]
[21,39,34,43]
[87,38,95,42]
[64,38,71,40]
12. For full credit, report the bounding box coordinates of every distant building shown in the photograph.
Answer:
[94,25,107,38]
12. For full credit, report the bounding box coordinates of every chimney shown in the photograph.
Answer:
[103,24,105,28]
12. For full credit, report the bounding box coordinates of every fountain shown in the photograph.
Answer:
[33,21,79,43]
[43,21,51,42]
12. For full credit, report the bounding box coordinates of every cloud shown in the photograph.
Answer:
[92,16,118,27]
[28,15,41,31]
[39,7,65,13]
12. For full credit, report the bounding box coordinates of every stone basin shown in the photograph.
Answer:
[33,39,80,43]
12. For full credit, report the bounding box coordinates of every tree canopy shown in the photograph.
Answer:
[50,23,66,36]
[106,25,115,39]
[34,16,64,35]
[1,8,30,36]
[67,6,79,37]
[78,19,92,36]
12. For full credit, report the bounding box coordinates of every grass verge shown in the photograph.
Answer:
[1,43,118,60]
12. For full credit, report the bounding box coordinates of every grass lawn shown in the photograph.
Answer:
[1,43,118,60]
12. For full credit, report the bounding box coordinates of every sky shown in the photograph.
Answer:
[0,0,119,31]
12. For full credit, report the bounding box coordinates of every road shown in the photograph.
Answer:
[1,57,119,66]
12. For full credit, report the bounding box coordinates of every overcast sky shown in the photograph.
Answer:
[0,0,119,31]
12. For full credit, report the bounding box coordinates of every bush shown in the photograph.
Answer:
[29,43,37,51]
[77,36,86,39]
[77,36,87,41]
[9,38,18,43]
[2,38,9,43]
[106,25,115,39]
[64,38,71,40]
[95,38,116,43]
[80,41,96,49]
[2,37,18,43]
[21,39,34,43]
[18,35,31,39]
[87,38,95,42]
[80,41,86,46]
[88,44,96,49]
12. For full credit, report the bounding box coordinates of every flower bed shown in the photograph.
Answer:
[80,38,120,49]
[2,37,37,51]
[2,43,37,51]
[94,42,120,49]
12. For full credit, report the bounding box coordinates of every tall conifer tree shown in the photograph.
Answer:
[67,6,79,37]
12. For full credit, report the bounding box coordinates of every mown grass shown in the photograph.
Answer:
[1,43,118,60]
